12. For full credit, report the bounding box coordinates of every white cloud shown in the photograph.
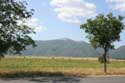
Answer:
[50,0,97,24]
[26,17,46,32]
[106,0,125,12]
[17,17,46,32]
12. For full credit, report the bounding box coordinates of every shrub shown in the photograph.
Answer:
[98,56,110,64]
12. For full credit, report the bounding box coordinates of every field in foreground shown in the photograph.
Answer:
[0,56,125,77]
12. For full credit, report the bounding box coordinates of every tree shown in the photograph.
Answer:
[80,13,124,73]
[0,0,36,57]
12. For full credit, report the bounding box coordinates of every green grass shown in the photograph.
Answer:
[0,57,125,71]
[0,57,125,77]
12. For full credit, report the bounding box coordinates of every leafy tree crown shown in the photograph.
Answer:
[0,0,36,56]
[80,13,124,51]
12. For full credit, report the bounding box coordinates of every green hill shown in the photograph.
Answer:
[111,46,125,59]
[22,38,98,57]
[21,38,125,59]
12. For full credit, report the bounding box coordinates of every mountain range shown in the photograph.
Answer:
[22,38,125,59]
[110,46,125,59]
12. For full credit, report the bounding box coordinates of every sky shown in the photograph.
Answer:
[24,0,125,48]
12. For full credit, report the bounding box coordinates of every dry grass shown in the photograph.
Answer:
[0,68,125,77]
[0,56,125,77]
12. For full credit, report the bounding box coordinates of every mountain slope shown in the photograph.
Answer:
[111,46,125,59]
[22,39,98,57]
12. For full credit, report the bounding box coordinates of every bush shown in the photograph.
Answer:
[98,56,110,64]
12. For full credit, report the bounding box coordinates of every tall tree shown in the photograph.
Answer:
[80,13,124,73]
[0,0,36,57]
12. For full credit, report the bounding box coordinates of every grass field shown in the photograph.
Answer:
[0,56,125,77]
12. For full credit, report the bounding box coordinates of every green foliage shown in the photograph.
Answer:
[80,13,124,51]
[98,56,104,63]
[0,0,36,56]
[80,13,124,72]
[98,56,109,64]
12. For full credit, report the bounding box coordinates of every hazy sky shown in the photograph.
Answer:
[25,0,125,48]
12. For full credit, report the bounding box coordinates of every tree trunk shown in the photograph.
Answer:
[103,49,107,73]
[0,54,4,61]
[103,53,107,73]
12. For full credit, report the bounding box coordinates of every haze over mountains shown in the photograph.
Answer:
[22,38,125,59]
[111,46,125,59]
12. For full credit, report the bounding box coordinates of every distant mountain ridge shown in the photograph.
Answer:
[22,38,98,57]
[21,38,125,59]
[111,46,125,59]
